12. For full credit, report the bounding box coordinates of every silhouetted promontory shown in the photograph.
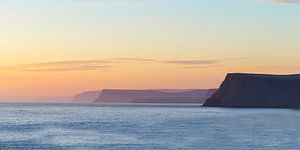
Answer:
[204,73,300,108]
[94,89,217,103]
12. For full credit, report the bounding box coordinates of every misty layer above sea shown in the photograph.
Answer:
[0,103,299,150]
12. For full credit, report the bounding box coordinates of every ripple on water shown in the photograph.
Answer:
[0,103,299,150]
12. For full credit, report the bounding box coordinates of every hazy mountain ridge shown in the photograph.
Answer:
[94,89,217,103]
[73,91,101,103]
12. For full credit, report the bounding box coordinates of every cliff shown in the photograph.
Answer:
[73,91,101,103]
[95,89,217,103]
[203,73,300,108]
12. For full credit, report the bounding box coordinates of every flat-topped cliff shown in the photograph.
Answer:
[95,89,217,103]
[203,73,300,108]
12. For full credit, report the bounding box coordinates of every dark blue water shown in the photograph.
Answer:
[0,103,299,150]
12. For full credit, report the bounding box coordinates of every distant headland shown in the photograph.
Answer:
[73,89,217,104]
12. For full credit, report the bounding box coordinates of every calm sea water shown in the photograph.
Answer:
[0,103,299,150]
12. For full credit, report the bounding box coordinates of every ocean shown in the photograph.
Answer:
[0,103,299,150]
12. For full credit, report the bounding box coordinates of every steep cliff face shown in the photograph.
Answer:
[204,73,300,108]
[73,91,101,103]
[95,89,217,103]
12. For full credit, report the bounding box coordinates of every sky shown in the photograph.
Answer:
[0,0,300,101]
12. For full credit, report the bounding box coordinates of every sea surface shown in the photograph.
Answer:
[0,103,299,150]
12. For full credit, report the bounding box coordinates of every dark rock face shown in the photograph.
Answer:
[204,73,300,108]
[95,89,217,103]
[73,91,101,103]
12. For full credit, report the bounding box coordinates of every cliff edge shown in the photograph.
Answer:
[203,73,300,108]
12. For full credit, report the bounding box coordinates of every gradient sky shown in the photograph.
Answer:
[0,0,300,100]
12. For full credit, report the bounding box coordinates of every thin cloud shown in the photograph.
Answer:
[0,57,247,72]
[165,60,219,65]
[30,60,113,66]
[164,58,248,66]
[270,0,300,5]
[22,65,112,72]
[182,64,224,69]
[1,60,115,72]
[108,57,158,62]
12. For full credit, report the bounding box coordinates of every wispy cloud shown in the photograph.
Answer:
[0,57,247,72]
[164,60,218,65]
[29,60,112,66]
[163,58,247,67]
[1,60,115,72]
[108,58,158,62]
[270,0,300,5]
